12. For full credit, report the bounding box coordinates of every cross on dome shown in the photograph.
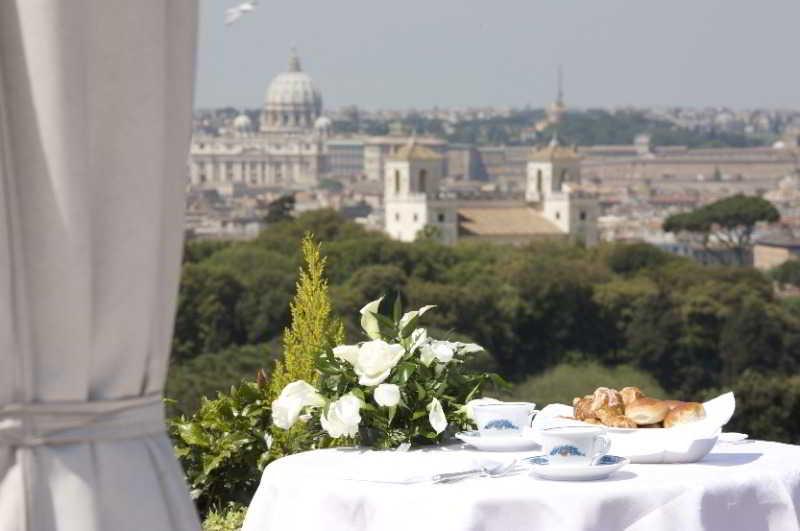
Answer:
[288,47,302,72]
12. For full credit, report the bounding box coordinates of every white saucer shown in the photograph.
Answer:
[525,455,629,481]
[455,430,541,452]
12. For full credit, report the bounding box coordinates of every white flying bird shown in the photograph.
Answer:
[225,1,257,25]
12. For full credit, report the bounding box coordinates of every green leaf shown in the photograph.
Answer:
[350,387,366,401]
[177,422,209,447]
[393,296,403,324]
[392,362,416,385]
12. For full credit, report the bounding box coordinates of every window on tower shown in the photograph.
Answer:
[536,169,543,193]
[419,169,427,192]
[395,169,401,194]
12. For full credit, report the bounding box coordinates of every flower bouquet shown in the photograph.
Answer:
[272,297,503,449]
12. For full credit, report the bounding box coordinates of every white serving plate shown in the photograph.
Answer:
[455,430,541,452]
[530,392,735,464]
[526,454,629,481]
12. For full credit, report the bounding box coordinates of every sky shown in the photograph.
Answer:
[195,0,799,110]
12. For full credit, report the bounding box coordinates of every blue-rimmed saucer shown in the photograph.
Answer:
[455,430,540,452]
[525,454,629,481]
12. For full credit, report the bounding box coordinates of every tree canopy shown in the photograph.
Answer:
[663,194,780,265]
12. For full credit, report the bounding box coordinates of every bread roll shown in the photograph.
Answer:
[663,402,705,428]
[620,386,644,407]
[662,400,686,411]
[601,415,637,429]
[625,398,670,425]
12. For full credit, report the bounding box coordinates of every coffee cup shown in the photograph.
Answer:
[472,402,537,437]
[539,425,611,465]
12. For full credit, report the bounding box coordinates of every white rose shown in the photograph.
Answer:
[333,344,360,365]
[420,340,455,366]
[463,397,502,421]
[272,380,324,430]
[352,340,405,386]
[428,397,447,434]
[321,393,362,438]
[374,383,401,407]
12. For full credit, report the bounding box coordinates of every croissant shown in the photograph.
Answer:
[573,396,596,421]
[589,387,624,418]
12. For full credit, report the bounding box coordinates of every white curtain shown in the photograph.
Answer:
[0,1,201,529]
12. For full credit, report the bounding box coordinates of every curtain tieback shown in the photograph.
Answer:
[0,393,165,447]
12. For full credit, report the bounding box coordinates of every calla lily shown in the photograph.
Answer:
[359,297,384,340]
[420,340,456,366]
[428,397,447,434]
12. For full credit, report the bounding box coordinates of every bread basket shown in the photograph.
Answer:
[531,392,735,463]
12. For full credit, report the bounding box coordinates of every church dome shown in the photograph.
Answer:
[261,49,322,132]
[232,113,252,132]
[314,116,332,131]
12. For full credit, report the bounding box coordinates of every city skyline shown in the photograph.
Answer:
[196,0,799,110]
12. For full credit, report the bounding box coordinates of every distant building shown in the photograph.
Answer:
[326,138,366,179]
[364,135,447,182]
[753,237,800,270]
[384,136,599,246]
[189,50,328,189]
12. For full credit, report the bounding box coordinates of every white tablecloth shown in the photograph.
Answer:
[242,440,800,531]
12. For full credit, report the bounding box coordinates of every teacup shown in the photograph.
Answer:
[472,402,537,438]
[539,426,611,465]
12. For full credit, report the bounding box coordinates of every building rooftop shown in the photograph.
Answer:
[529,134,580,162]
[755,236,800,249]
[458,206,562,236]
[389,138,444,161]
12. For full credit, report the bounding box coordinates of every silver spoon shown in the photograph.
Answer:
[432,460,518,484]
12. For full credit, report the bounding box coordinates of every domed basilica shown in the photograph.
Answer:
[189,49,329,188]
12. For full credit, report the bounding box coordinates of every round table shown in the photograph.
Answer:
[242,440,800,531]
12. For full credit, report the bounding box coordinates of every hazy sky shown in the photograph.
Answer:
[196,0,799,110]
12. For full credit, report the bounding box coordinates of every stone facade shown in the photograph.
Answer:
[189,50,327,189]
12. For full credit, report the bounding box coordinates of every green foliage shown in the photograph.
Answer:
[507,361,666,405]
[703,371,800,444]
[173,264,247,361]
[263,194,295,224]
[298,297,506,449]
[604,242,675,276]
[664,195,780,265]
[183,239,231,264]
[170,210,800,445]
[268,233,345,402]
[770,260,800,287]
[171,381,274,515]
[166,342,278,416]
[202,504,247,531]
